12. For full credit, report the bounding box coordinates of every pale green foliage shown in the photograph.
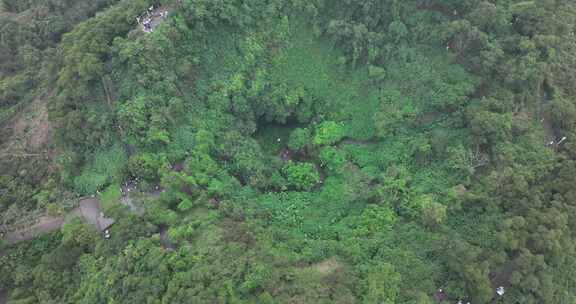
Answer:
[168,126,196,160]
[74,144,127,194]
[319,146,347,173]
[61,218,97,246]
[419,196,447,229]
[194,130,215,154]
[353,205,397,237]
[127,153,165,181]
[374,90,412,138]
[99,184,121,212]
[5,0,576,303]
[314,121,345,146]
[364,263,401,304]
[282,162,320,191]
[368,65,386,82]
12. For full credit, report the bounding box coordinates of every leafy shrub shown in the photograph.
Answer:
[319,146,347,173]
[99,184,121,213]
[313,121,345,146]
[288,128,311,151]
[419,196,447,229]
[282,162,320,191]
[127,153,165,181]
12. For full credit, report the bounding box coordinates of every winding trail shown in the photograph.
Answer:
[1,198,113,245]
[339,138,377,146]
[2,216,64,245]
[539,82,562,148]
[159,226,175,251]
[0,289,6,304]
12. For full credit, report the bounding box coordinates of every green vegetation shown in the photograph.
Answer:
[282,161,320,191]
[99,184,121,212]
[2,0,576,303]
[287,127,310,152]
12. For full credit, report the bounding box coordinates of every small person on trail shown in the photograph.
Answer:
[433,288,446,303]
[138,3,171,33]
[143,20,152,32]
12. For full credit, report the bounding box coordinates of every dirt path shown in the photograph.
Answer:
[71,198,115,232]
[0,289,7,304]
[539,84,560,146]
[2,216,64,245]
[339,138,378,146]
[541,111,557,144]
[159,226,175,251]
[2,198,114,245]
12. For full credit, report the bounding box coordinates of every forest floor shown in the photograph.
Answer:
[310,257,342,275]
[13,93,52,149]
[489,262,514,303]
[120,181,147,216]
[1,90,54,160]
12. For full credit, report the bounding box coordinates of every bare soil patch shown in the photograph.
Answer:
[2,198,114,244]
[72,198,115,231]
[159,226,175,251]
[14,93,52,149]
[0,289,7,304]
[311,257,342,275]
[2,91,53,156]
[3,215,64,244]
[541,111,557,144]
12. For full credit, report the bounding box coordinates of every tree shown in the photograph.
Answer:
[314,121,345,146]
[354,204,397,237]
[319,146,347,174]
[420,197,447,229]
[282,162,320,191]
[446,144,489,182]
[127,153,165,182]
[363,263,401,304]
[368,65,386,83]
[288,128,311,151]
[374,90,411,138]
[468,108,512,145]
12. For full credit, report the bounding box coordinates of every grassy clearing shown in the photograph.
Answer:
[74,144,127,195]
[99,184,122,213]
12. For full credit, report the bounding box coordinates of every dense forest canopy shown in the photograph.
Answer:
[1,0,576,303]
